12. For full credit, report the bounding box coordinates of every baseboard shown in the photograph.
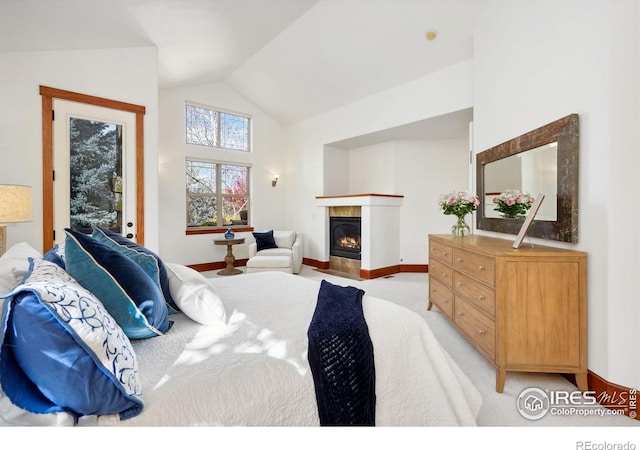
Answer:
[587,371,638,420]
[303,258,428,278]
[303,257,329,270]
[189,258,249,272]
[400,264,428,273]
[360,265,399,279]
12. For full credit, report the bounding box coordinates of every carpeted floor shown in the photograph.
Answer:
[297,266,640,427]
[209,265,638,428]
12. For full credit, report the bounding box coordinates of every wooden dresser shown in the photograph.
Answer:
[428,234,587,393]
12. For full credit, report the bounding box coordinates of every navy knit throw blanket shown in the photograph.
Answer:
[307,280,376,426]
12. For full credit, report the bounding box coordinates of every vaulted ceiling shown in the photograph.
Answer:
[0,0,485,132]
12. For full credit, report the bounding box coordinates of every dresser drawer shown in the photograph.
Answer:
[453,249,495,286]
[429,259,453,289]
[454,272,496,317]
[454,296,496,361]
[429,278,453,320]
[429,240,453,266]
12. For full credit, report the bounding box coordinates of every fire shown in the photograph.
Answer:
[339,236,360,249]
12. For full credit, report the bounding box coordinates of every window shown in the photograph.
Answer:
[186,159,250,229]
[186,103,250,151]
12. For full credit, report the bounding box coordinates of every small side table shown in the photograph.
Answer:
[214,237,245,276]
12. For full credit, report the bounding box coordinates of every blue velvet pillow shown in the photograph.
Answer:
[0,259,143,422]
[91,226,178,313]
[43,244,65,269]
[253,230,278,252]
[64,228,171,339]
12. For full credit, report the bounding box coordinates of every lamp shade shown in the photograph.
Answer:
[0,185,33,223]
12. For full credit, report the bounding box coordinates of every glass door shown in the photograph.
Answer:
[53,100,137,242]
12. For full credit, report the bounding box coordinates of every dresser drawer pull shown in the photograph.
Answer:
[457,312,464,317]
[457,257,464,262]
[478,295,486,300]
[442,251,448,256]
[457,281,463,287]
[478,265,485,271]
[478,329,486,335]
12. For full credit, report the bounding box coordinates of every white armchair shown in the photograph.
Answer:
[246,230,302,274]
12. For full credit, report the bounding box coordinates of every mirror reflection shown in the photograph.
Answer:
[475,114,579,243]
[483,142,558,221]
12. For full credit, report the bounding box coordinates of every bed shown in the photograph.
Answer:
[0,234,481,427]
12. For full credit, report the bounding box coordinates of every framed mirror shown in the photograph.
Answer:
[476,114,579,243]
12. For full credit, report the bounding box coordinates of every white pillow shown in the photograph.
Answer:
[165,263,227,326]
[0,242,42,296]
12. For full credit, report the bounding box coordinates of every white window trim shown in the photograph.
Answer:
[185,157,251,230]
[185,101,252,152]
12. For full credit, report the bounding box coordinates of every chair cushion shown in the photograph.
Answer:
[256,247,294,257]
[274,231,296,249]
[252,230,278,252]
[246,255,292,268]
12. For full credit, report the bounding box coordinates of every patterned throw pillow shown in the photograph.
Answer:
[0,259,143,422]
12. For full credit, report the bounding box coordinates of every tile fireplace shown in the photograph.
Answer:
[316,194,404,279]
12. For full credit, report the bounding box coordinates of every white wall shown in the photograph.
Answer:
[158,82,288,265]
[394,139,469,264]
[323,145,349,196]
[605,0,640,390]
[473,0,639,389]
[343,139,469,264]
[348,141,397,194]
[287,60,474,264]
[0,47,160,252]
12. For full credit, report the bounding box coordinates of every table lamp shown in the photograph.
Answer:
[0,184,33,255]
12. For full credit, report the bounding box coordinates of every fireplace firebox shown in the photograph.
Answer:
[330,217,361,260]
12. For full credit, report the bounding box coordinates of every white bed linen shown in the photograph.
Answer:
[90,271,481,426]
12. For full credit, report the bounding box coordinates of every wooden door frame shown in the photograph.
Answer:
[40,85,146,251]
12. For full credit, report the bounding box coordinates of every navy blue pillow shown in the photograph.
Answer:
[91,226,178,313]
[253,230,277,252]
[64,228,171,339]
[43,244,65,269]
[0,259,143,421]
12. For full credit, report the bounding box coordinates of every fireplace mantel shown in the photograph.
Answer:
[315,193,404,207]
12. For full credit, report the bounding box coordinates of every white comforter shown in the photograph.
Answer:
[91,272,481,426]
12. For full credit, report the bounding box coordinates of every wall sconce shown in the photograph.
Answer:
[0,184,33,255]
[272,174,279,187]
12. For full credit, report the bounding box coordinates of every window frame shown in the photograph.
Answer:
[185,101,252,152]
[185,157,252,235]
